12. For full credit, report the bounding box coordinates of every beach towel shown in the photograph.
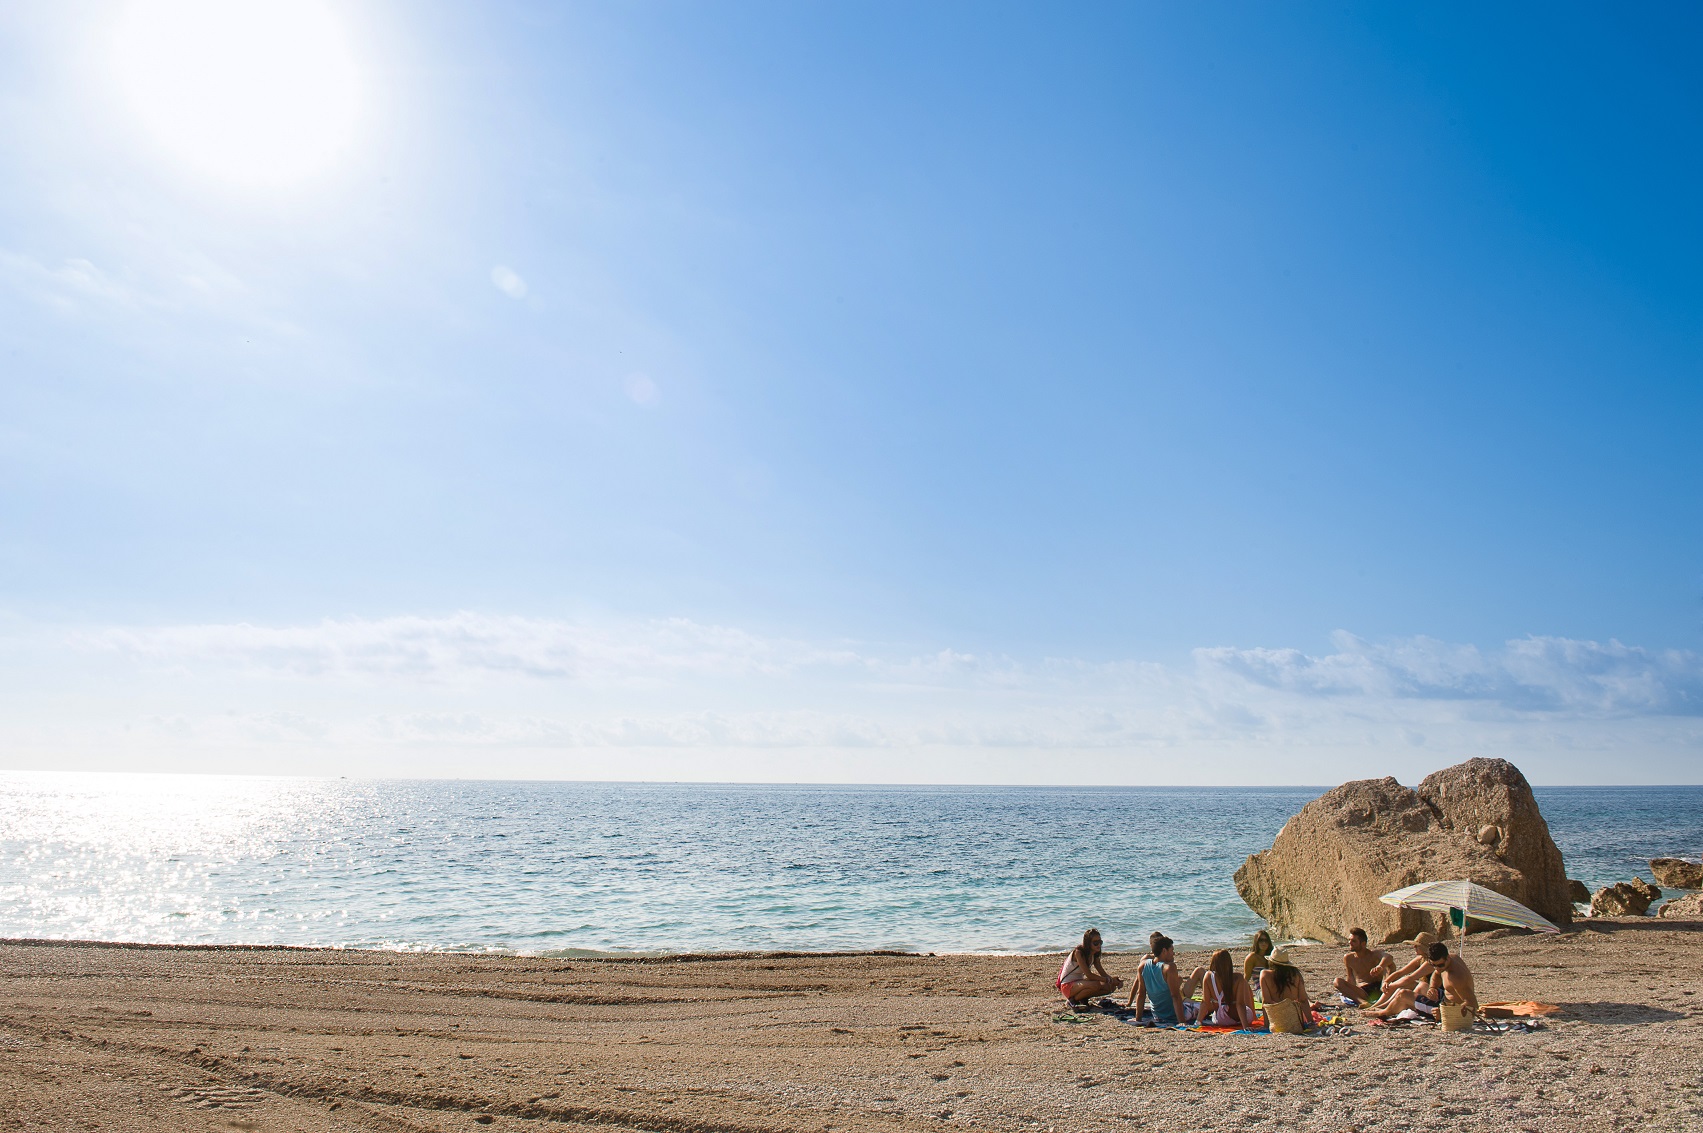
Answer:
[1183,1024,1269,1036]
[1054,998,1140,1024]
[1178,1012,1353,1037]
[1479,1001,1562,1018]
[1472,1018,1544,1034]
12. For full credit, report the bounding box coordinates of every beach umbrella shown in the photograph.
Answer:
[1378,880,1559,954]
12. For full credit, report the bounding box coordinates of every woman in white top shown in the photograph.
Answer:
[1198,948,1257,1028]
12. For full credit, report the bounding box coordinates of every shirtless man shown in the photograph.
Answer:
[1366,942,1477,1020]
[1428,942,1477,1011]
[1333,927,1396,1005]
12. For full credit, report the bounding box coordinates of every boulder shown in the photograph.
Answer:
[1658,892,1703,919]
[1416,759,1575,925]
[1590,879,1659,917]
[1233,758,1573,944]
[1649,858,1703,889]
[1567,879,1591,905]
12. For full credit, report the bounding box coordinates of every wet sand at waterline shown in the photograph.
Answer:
[2,920,1700,1132]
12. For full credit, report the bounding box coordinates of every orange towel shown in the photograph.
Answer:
[1479,1001,1562,1018]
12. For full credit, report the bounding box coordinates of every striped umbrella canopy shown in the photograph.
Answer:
[1379,880,1560,934]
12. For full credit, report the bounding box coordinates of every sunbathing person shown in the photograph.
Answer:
[1333,927,1396,1004]
[1199,948,1258,1028]
[1370,931,1439,1002]
[1365,942,1476,1020]
[1056,928,1123,1004]
[1125,935,1199,1024]
[1257,949,1314,1013]
[1242,929,1275,985]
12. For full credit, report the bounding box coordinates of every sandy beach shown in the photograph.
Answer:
[3,919,1701,1133]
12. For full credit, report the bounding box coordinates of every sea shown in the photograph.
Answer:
[1,774,1698,955]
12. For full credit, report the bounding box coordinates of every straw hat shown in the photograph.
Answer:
[1410,931,1437,953]
[1268,946,1300,966]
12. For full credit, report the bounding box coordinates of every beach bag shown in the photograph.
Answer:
[1265,998,1306,1034]
[1440,1004,1475,1032]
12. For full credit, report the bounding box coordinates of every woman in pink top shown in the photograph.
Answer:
[1056,928,1123,1004]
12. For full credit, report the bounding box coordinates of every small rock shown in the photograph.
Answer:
[1649,858,1703,889]
[1477,824,1502,847]
[1567,879,1590,904]
[1658,892,1703,919]
[1590,880,1659,917]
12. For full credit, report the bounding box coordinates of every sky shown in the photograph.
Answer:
[0,1,1698,785]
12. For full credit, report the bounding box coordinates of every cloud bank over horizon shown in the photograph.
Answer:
[2,613,1696,786]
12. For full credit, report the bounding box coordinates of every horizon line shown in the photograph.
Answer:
[3,769,1698,790]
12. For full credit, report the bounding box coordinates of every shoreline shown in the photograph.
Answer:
[3,920,1700,1131]
[0,935,1331,959]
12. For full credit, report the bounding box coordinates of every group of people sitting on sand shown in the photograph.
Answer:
[1329,926,1478,1020]
[1056,924,1477,1029]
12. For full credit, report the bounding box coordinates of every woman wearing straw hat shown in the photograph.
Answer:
[1257,948,1313,1011]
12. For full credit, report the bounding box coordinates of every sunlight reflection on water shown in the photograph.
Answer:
[1,773,1696,954]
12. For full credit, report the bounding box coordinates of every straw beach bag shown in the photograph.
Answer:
[1440,1003,1476,1032]
[1265,998,1306,1034]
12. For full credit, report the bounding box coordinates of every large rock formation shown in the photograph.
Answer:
[1650,858,1703,889]
[1234,758,1573,944]
[1658,892,1703,919]
[1416,759,1575,924]
[1590,878,1659,917]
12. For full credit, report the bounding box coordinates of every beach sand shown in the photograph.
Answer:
[2,919,1700,1132]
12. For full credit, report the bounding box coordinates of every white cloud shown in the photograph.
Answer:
[623,372,659,405]
[89,612,853,682]
[5,615,1700,782]
[0,251,141,311]
[1194,631,1703,716]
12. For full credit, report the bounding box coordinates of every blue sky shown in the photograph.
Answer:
[0,1,1698,783]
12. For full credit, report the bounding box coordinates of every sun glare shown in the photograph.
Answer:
[111,0,362,188]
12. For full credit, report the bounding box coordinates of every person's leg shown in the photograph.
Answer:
[1334,975,1367,1003]
[1065,974,1121,1003]
[1180,966,1205,1000]
[1367,989,1415,1020]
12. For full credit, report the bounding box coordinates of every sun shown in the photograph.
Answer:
[110,0,363,189]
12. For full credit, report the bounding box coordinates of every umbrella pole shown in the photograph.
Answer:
[1460,880,1469,961]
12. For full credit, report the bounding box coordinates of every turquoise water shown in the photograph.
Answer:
[1,774,1697,954]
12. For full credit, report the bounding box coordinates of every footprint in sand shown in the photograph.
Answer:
[163,1084,267,1111]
